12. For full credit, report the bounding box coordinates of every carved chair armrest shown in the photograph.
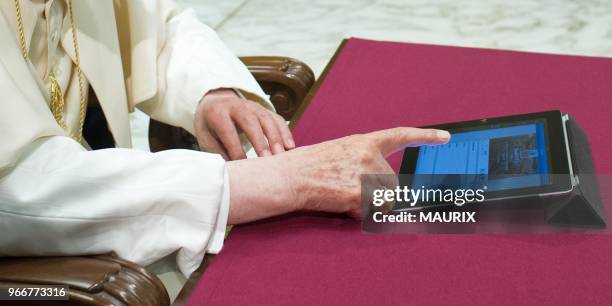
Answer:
[149,56,315,152]
[239,56,315,120]
[0,254,169,306]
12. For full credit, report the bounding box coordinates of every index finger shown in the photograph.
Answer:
[367,127,450,156]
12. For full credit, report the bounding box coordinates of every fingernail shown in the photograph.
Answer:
[286,138,295,149]
[274,143,285,153]
[262,149,272,157]
[437,130,451,141]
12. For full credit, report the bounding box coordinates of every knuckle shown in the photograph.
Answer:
[349,189,361,204]
[354,133,367,142]
[358,150,376,167]
[247,102,266,114]
[274,113,287,122]
[229,102,243,112]
[235,114,254,127]
[341,189,361,208]
[243,113,258,124]
[344,134,360,142]
[205,107,224,121]
[346,134,368,147]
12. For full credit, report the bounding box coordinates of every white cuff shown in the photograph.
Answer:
[205,166,230,253]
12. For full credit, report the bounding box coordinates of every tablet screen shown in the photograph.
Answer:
[414,120,551,191]
[400,111,573,201]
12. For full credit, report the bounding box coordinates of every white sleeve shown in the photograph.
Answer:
[0,136,230,276]
[137,5,274,135]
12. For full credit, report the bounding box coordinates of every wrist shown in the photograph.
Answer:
[226,156,301,224]
[200,88,239,104]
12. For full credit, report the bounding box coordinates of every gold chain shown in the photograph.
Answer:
[13,0,86,143]
[13,0,28,60]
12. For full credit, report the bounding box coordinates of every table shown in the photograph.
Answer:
[186,38,612,306]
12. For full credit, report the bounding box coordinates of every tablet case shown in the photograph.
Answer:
[391,114,607,229]
[545,115,606,227]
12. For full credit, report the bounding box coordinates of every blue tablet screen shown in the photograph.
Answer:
[415,122,550,190]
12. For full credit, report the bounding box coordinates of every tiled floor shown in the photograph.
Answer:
[131,0,612,151]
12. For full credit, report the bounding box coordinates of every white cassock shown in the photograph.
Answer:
[0,0,272,280]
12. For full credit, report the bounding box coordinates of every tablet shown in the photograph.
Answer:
[399,110,575,202]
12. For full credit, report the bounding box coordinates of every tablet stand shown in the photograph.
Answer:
[545,116,606,227]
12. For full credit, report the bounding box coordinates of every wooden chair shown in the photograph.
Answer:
[0,56,315,306]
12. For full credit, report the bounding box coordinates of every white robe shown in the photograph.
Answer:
[0,0,273,277]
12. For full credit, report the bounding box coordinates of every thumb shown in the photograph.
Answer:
[368,127,450,156]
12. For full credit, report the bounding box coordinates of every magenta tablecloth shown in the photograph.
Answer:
[188,38,612,306]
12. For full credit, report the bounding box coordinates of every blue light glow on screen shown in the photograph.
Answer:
[415,123,550,190]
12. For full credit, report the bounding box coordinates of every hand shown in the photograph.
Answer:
[194,89,295,160]
[226,127,450,224]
